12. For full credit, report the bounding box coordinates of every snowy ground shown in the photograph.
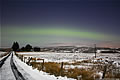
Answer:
[0,52,75,80]
[0,52,6,56]
[0,52,117,80]
[1,51,119,80]
[17,52,95,62]
[0,53,16,80]
[0,52,7,60]
[14,52,75,80]
[17,52,120,71]
[17,52,120,63]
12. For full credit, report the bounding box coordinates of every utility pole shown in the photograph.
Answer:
[94,44,96,58]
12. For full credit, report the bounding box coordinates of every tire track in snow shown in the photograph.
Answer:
[10,52,25,80]
[0,52,11,68]
[0,52,16,80]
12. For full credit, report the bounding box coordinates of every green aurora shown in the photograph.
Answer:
[3,27,114,39]
[1,27,119,47]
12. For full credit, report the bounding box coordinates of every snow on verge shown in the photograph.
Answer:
[14,54,76,80]
[0,52,7,60]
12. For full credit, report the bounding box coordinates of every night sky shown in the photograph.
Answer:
[1,0,120,48]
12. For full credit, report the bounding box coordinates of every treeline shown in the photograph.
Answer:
[12,42,40,52]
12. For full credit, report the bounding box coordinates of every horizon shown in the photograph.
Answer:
[1,42,120,49]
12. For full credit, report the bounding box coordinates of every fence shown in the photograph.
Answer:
[15,53,120,80]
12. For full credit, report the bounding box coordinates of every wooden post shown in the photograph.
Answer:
[26,57,32,65]
[102,64,107,79]
[60,62,64,76]
[41,59,44,71]
[34,58,36,62]
[24,57,25,63]
[24,57,27,63]
[21,55,23,61]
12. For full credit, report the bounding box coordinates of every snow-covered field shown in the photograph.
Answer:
[16,52,120,79]
[1,52,119,80]
[0,52,75,80]
[17,52,120,63]
[14,53,75,80]
[17,52,95,62]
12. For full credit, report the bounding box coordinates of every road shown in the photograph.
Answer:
[0,51,25,80]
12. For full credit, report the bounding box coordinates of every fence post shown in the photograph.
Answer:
[21,55,23,61]
[26,57,32,65]
[102,64,107,79]
[60,62,64,76]
[24,57,25,63]
[41,59,44,71]
[34,58,36,62]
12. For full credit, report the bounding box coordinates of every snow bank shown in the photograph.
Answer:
[0,52,7,57]
[0,52,7,60]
